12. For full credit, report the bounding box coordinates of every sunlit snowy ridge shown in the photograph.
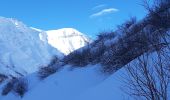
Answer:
[0,17,91,79]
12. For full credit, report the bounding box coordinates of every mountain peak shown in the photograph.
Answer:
[46,28,92,55]
[0,17,91,78]
[0,17,63,77]
[47,28,85,37]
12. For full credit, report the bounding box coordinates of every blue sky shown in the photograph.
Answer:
[0,0,147,38]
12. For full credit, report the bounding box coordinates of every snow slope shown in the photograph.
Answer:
[0,64,131,100]
[0,17,63,77]
[0,17,91,79]
[2,52,169,100]
[46,28,92,55]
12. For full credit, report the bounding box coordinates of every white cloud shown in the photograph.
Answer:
[92,4,106,10]
[90,8,119,18]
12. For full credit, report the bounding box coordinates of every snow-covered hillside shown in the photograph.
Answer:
[0,17,63,78]
[0,1,170,100]
[0,17,91,80]
[0,64,131,100]
[46,28,92,55]
[1,53,169,100]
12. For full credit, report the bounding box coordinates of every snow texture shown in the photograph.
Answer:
[0,17,63,77]
[0,64,131,100]
[46,28,92,55]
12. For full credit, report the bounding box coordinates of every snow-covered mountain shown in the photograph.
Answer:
[1,1,170,100]
[0,17,91,80]
[46,28,92,55]
[0,17,63,78]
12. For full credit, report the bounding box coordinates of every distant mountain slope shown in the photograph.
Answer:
[46,28,92,55]
[0,17,63,78]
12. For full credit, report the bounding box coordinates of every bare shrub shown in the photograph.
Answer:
[1,78,17,96]
[38,66,57,79]
[13,79,28,97]
[0,74,8,83]
[124,50,170,100]
[38,56,61,79]
[1,78,28,97]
